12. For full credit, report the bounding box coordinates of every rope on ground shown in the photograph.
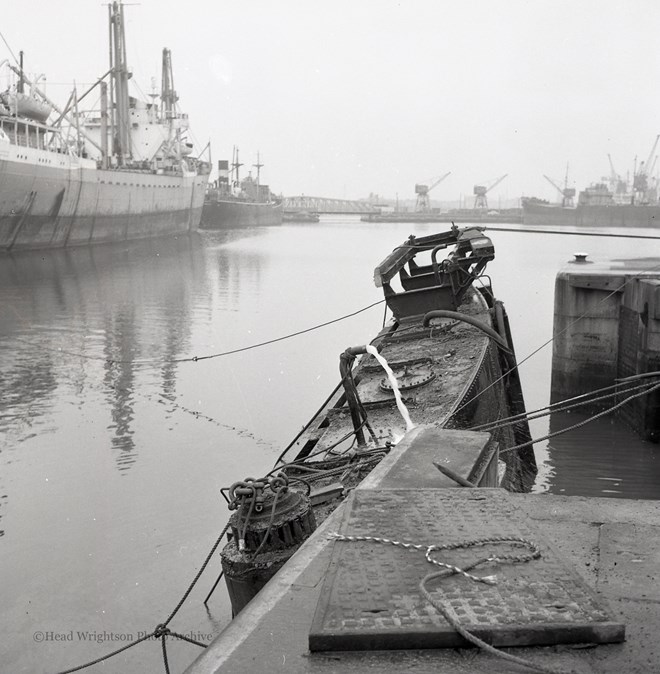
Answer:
[332,532,577,674]
[419,573,577,674]
[500,380,660,455]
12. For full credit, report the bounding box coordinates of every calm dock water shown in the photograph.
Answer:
[1,216,658,672]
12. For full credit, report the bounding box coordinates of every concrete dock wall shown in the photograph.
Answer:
[550,258,660,440]
[618,278,660,440]
[550,265,624,404]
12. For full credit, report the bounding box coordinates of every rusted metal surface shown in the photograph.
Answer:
[374,227,495,319]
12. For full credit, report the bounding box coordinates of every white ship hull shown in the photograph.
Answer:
[0,143,208,250]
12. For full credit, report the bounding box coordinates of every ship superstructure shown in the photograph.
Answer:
[0,1,209,251]
[201,148,282,228]
[523,139,660,228]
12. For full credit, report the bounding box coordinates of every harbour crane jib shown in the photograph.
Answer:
[414,171,451,213]
[544,164,575,207]
[473,174,507,209]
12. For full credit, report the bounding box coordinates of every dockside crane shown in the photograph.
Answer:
[544,164,576,207]
[473,174,507,209]
[414,172,451,212]
[633,134,660,204]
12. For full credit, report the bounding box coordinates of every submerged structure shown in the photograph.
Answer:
[187,227,637,674]
[217,226,537,615]
[0,2,209,251]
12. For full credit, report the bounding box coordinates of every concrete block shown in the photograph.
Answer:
[374,426,497,489]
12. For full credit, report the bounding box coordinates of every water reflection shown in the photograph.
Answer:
[545,411,660,499]
[103,309,138,469]
[0,235,209,473]
[4,219,660,673]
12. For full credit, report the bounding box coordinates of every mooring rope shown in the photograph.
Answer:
[39,235,655,673]
[470,377,658,434]
[485,225,660,241]
[54,518,233,673]
[500,380,660,455]
[12,299,386,367]
[332,532,578,674]
[452,258,660,419]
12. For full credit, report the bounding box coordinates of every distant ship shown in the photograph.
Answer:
[524,143,660,228]
[0,2,210,251]
[201,149,282,228]
[522,187,660,228]
[361,208,521,224]
[282,210,320,223]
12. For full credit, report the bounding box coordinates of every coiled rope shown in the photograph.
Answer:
[332,532,578,674]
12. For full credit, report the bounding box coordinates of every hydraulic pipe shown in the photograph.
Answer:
[493,300,510,349]
[422,309,511,352]
[339,345,369,447]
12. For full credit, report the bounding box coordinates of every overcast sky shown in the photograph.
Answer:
[3,0,660,202]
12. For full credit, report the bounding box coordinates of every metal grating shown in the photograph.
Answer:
[310,489,625,651]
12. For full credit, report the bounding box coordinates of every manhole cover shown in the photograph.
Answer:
[310,489,625,651]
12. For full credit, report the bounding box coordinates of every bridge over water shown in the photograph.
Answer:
[282,196,377,214]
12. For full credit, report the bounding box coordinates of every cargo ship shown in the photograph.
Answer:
[0,2,210,252]
[522,190,660,228]
[201,150,282,228]
[524,143,660,228]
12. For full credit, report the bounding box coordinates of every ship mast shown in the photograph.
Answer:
[232,146,243,189]
[253,152,263,200]
[160,48,178,119]
[160,48,179,155]
[109,1,131,165]
[17,51,24,94]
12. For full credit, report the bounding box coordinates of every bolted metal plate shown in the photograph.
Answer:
[379,363,436,391]
[309,489,625,651]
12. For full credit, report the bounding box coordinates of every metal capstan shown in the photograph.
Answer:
[220,474,317,615]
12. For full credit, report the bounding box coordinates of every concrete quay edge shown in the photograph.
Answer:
[185,429,660,674]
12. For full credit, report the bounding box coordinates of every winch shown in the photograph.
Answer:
[220,474,317,615]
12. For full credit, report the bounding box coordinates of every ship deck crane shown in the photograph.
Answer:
[544,164,576,207]
[633,134,660,203]
[414,172,451,212]
[607,154,628,197]
[473,174,507,209]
